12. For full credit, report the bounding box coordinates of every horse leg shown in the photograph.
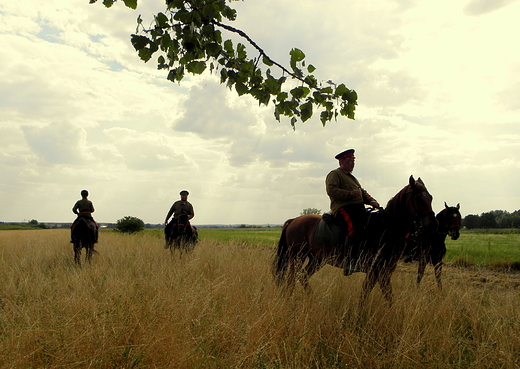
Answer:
[378,273,393,305]
[85,245,93,264]
[433,262,443,289]
[359,270,378,307]
[432,243,446,289]
[300,255,322,292]
[417,256,427,286]
[73,242,81,265]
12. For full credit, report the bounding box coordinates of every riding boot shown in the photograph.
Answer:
[343,237,359,276]
[94,229,99,243]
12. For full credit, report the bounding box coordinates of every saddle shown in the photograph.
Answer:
[314,213,346,247]
[314,208,386,248]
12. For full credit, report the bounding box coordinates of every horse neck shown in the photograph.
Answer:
[436,209,449,234]
[385,189,414,236]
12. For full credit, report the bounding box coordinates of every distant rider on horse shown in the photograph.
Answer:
[71,190,99,243]
[164,189,195,228]
[326,149,380,276]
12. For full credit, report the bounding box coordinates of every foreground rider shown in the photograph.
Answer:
[325,149,380,276]
[71,190,99,243]
[165,190,194,228]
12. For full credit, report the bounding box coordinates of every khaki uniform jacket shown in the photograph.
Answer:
[166,201,194,222]
[73,199,95,217]
[326,168,376,214]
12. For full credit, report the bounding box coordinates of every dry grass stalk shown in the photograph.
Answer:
[0,229,519,368]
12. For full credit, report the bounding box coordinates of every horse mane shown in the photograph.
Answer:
[385,176,427,219]
[385,185,410,216]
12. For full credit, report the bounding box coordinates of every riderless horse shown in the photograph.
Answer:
[403,202,461,288]
[164,214,198,256]
[71,217,97,265]
[273,175,437,305]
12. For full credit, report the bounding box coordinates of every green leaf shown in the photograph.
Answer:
[122,0,137,10]
[224,39,234,55]
[320,86,333,94]
[131,34,149,50]
[290,48,305,62]
[276,92,288,102]
[263,56,273,66]
[138,48,152,62]
[186,61,206,74]
[235,82,248,96]
[237,43,247,59]
[206,43,222,57]
[320,110,332,125]
[300,102,313,122]
[155,12,169,28]
[101,0,115,8]
[265,77,281,94]
[307,64,316,73]
[290,86,310,99]
[274,107,281,122]
[344,89,358,104]
[335,83,348,97]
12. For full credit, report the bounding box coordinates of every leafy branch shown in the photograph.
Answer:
[90,0,358,128]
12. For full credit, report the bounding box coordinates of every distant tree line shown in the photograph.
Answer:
[463,210,520,229]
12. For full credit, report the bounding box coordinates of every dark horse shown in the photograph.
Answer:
[273,175,437,305]
[165,214,198,256]
[71,216,97,265]
[403,202,461,288]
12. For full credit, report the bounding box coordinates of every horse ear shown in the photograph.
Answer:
[417,177,425,186]
[456,203,460,210]
[445,201,448,208]
[409,175,415,187]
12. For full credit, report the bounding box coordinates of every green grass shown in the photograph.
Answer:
[0,223,42,230]
[446,229,520,269]
[6,225,520,269]
[197,227,282,248]
[145,227,282,248]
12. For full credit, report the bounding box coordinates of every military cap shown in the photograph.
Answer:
[180,190,189,195]
[334,149,355,160]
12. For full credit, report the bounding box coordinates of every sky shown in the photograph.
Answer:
[1,0,520,225]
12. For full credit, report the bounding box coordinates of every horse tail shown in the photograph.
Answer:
[273,218,293,286]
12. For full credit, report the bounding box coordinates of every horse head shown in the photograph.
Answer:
[442,202,461,240]
[386,175,437,233]
[177,214,190,234]
[408,176,437,232]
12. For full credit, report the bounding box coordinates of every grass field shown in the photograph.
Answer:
[0,228,519,368]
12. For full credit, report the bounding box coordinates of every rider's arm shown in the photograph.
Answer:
[188,203,194,220]
[72,201,80,215]
[165,204,175,224]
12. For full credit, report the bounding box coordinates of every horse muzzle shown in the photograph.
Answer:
[449,228,460,240]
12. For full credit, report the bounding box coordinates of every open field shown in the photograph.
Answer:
[1,229,519,368]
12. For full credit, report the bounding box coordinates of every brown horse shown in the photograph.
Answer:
[273,175,437,305]
[164,214,199,257]
[71,216,97,265]
[404,202,461,288]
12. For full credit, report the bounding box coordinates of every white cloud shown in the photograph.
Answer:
[1,0,520,225]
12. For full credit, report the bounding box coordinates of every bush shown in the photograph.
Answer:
[116,216,145,234]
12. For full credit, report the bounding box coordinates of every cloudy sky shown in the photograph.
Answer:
[1,0,519,225]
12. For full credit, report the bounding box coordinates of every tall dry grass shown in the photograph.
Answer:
[0,229,519,368]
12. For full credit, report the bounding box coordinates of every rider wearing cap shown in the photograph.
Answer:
[71,189,99,243]
[165,190,195,226]
[326,149,379,275]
